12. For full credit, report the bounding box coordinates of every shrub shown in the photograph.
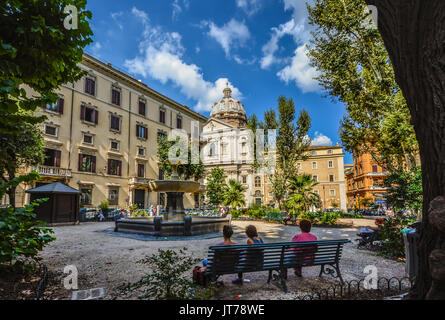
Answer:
[0,200,55,270]
[99,200,109,211]
[378,216,409,258]
[246,207,267,219]
[119,248,203,300]
[132,209,150,217]
[298,211,340,225]
[229,209,243,219]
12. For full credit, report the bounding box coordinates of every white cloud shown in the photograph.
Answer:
[110,11,124,30]
[311,132,333,146]
[260,19,303,69]
[206,19,251,58]
[131,7,149,25]
[124,7,242,113]
[236,0,262,16]
[260,0,320,93]
[172,0,190,20]
[277,45,320,93]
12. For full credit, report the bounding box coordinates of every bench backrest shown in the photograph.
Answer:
[205,240,350,275]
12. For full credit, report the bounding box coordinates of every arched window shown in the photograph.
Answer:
[255,176,261,187]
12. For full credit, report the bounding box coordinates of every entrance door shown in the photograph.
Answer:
[134,189,145,209]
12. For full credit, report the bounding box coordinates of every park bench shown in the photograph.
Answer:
[204,239,351,293]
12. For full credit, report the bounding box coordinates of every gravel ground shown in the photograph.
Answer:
[39,219,405,300]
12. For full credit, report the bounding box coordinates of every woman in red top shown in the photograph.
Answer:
[292,219,317,277]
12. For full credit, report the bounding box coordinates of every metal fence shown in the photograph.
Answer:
[35,264,48,300]
[296,277,413,300]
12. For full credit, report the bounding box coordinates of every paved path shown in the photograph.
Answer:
[39,220,405,300]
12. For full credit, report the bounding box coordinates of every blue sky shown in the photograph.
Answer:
[84,0,352,163]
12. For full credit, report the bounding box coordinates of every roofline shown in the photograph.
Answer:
[82,53,208,122]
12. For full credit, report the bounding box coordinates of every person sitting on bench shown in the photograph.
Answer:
[291,219,317,277]
[246,225,264,244]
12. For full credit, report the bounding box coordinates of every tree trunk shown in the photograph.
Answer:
[365,0,445,299]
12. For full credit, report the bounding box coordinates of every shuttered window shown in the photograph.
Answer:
[136,125,148,139]
[85,78,95,96]
[78,154,96,173]
[80,105,98,124]
[43,98,64,114]
[112,88,121,106]
[107,159,122,176]
[139,101,146,116]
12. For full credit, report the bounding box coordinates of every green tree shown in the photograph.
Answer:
[205,167,227,207]
[0,123,44,208]
[0,173,55,270]
[222,180,246,209]
[384,166,423,218]
[307,0,418,172]
[1,0,93,133]
[268,97,311,209]
[286,174,320,214]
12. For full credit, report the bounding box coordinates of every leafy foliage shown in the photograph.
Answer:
[222,180,246,208]
[0,201,55,268]
[384,166,423,216]
[266,97,311,209]
[378,216,410,259]
[157,135,204,180]
[0,0,93,133]
[120,248,202,300]
[307,0,418,171]
[0,173,55,269]
[205,167,227,207]
[298,211,340,226]
[286,174,321,214]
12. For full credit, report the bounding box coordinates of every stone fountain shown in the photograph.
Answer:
[115,162,231,237]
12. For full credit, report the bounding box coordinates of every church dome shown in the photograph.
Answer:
[210,84,247,128]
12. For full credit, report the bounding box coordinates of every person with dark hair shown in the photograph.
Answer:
[218,225,237,246]
[291,219,318,277]
[245,225,264,244]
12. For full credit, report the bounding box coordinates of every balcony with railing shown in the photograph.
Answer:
[129,177,152,186]
[31,165,72,178]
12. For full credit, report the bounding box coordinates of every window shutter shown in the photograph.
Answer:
[94,110,99,124]
[78,154,83,171]
[107,159,111,175]
[136,125,139,137]
[58,98,64,114]
[91,156,96,173]
[80,105,86,120]
[55,150,61,168]
[144,127,148,139]
[117,160,122,176]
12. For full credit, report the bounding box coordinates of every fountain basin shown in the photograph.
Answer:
[115,216,231,237]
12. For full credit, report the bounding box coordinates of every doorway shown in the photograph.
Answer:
[134,189,145,209]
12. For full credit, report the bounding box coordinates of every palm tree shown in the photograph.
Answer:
[222,180,246,209]
[286,174,321,214]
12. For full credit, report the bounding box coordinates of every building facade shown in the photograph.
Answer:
[201,85,347,210]
[11,54,207,209]
[345,150,389,210]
